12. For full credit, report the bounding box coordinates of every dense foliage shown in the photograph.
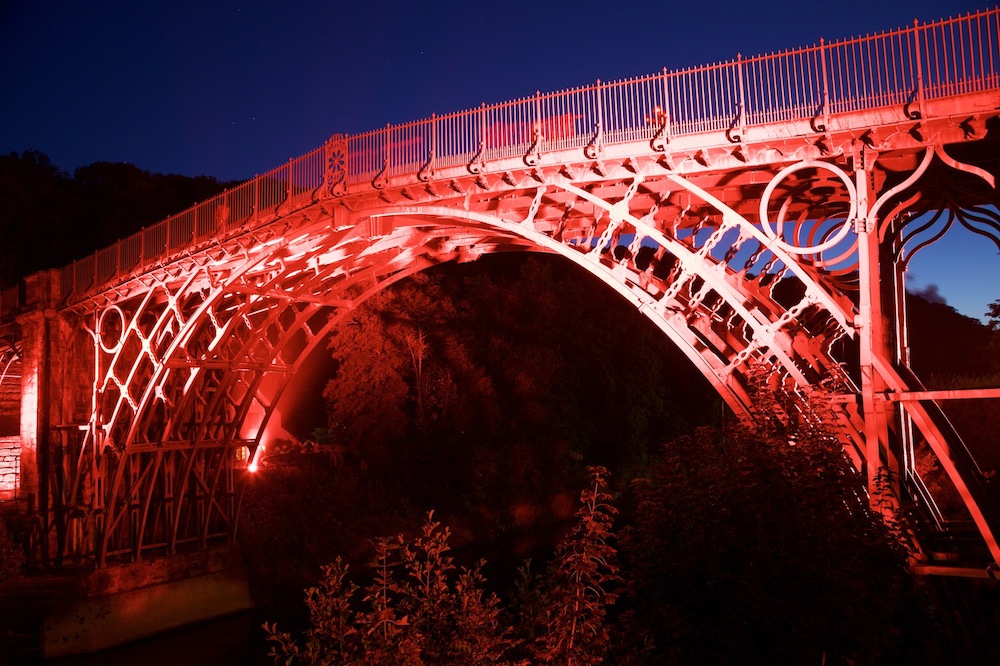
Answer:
[617,401,926,664]
[264,468,623,665]
[0,517,24,582]
[988,298,1000,331]
[315,256,715,539]
[906,294,1000,475]
[263,414,945,665]
[264,514,513,665]
[240,255,714,630]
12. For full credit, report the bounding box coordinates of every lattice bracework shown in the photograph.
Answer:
[44,117,1000,574]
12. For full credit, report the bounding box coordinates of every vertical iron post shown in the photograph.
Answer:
[736,53,748,140]
[854,149,894,509]
[820,37,831,127]
[913,19,926,118]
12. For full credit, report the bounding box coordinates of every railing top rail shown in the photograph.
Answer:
[44,6,1000,306]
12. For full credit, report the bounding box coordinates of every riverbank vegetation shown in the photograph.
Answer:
[241,255,1000,663]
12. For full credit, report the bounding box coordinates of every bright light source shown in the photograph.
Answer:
[247,443,266,474]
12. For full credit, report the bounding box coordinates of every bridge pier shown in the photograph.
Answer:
[13,269,77,564]
[15,273,57,515]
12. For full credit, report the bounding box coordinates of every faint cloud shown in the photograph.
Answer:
[911,283,947,305]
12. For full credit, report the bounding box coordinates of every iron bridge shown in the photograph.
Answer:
[1,9,1000,577]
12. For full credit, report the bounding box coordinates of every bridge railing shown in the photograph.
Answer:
[61,144,329,296]
[58,7,1000,303]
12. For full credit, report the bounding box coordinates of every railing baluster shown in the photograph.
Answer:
[869,35,877,105]
[431,114,437,172]
[977,12,986,89]
[660,70,670,145]
[736,53,747,140]
[478,103,486,167]
[953,18,962,94]
[980,12,1000,90]
[820,38,830,128]
[913,19,926,115]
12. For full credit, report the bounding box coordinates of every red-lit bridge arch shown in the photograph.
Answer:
[2,9,1000,576]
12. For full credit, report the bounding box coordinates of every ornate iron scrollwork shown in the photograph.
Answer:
[467,140,484,174]
[584,120,603,159]
[648,107,669,152]
[726,102,743,144]
[524,122,543,166]
[417,149,435,183]
[903,87,922,120]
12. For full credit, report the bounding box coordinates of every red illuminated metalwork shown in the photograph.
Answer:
[1,9,999,575]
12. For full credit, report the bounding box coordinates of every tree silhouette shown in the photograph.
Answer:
[0,150,236,288]
[0,151,76,285]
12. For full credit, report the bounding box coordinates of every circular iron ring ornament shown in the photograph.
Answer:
[98,304,126,354]
[759,160,858,255]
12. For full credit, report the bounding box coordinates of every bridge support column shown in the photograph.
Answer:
[16,270,73,565]
[854,154,898,512]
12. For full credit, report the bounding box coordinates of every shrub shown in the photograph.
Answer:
[264,468,621,665]
[0,517,24,582]
[264,512,514,664]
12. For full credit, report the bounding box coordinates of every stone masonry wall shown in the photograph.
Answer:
[0,436,19,501]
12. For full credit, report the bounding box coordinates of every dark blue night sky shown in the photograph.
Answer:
[1,0,996,318]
